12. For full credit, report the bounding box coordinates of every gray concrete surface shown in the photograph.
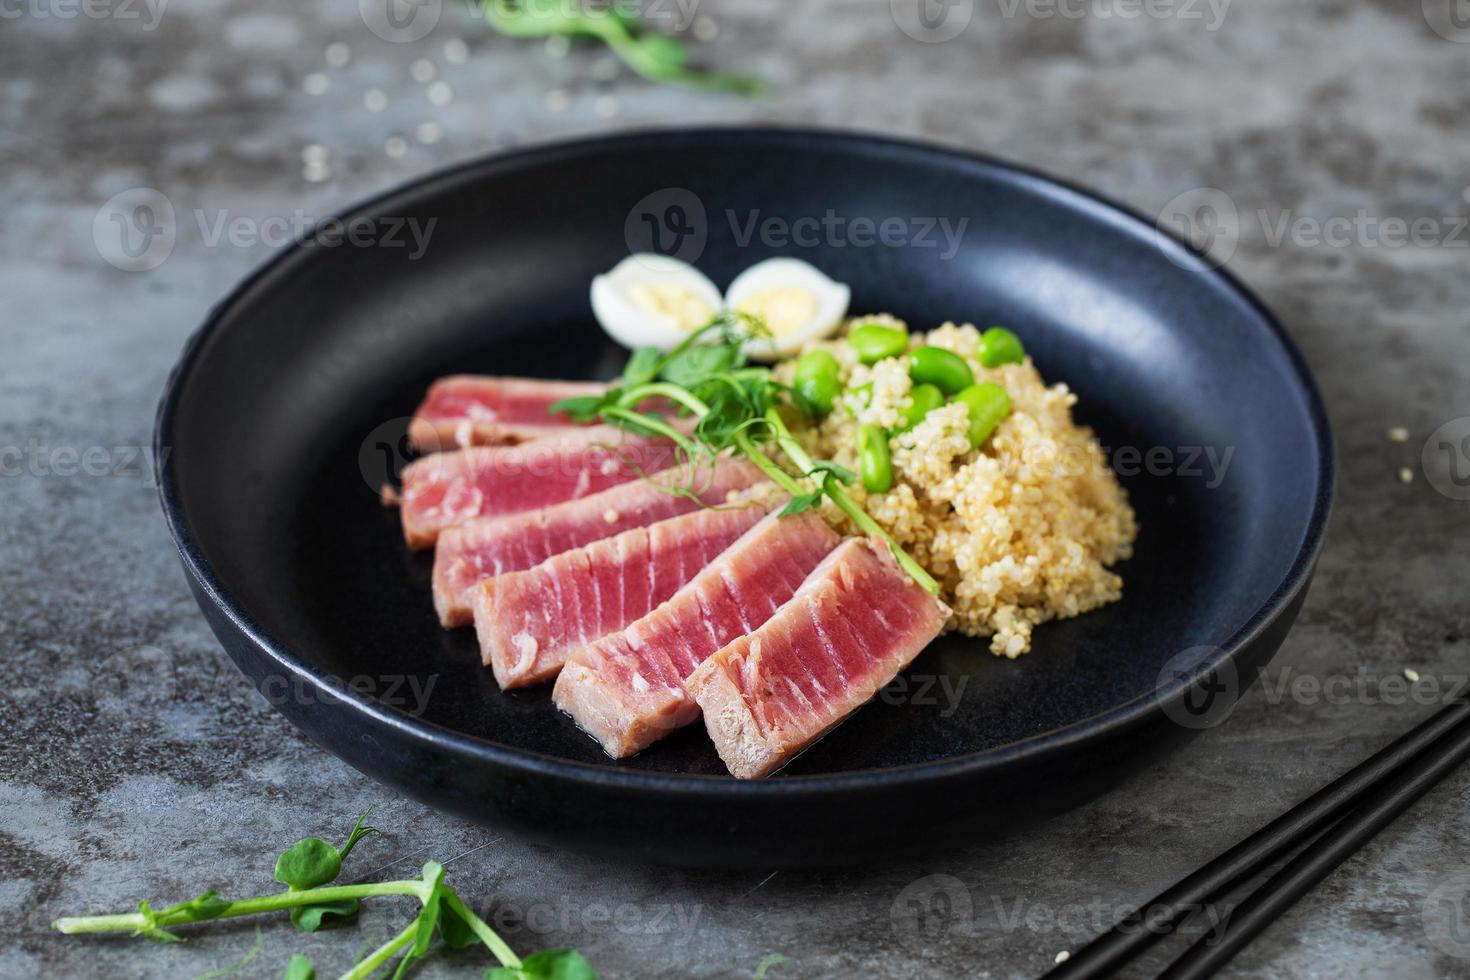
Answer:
[4,1,1470,977]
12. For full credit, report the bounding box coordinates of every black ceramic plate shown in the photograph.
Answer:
[156,128,1332,867]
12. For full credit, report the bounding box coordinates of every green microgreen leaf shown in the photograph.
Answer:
[548,393,612,423]
[281,953,316,980]
[621,346,662,388]
[777,492,824,517]
[487,948,598,980]
[660,343,744,389]
[289,898,360,933]
[478,0,763,97]
[438,895,479,950]
[806,460,856,485]
[274,838,341,891]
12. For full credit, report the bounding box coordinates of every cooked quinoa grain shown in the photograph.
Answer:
[778,317,1138,657]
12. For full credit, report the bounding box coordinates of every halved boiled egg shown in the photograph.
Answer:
[590,254,723,351]
[724,258,851,361]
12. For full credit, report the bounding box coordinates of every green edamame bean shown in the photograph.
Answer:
[897,383,944,432]
[848,323,910,365]
[979,327,1025,367]
[907,346,974,395]
[858,423,893,493]
[955,382,1011,449]
[793,349,841,417]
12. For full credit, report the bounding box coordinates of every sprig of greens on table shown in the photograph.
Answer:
[52,810,595,980]
[478,0,763,96]
[552,316,1024,595]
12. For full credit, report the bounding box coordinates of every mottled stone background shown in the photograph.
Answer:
[4,0,1469,977]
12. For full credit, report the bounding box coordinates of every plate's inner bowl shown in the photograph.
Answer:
[168,135,1324,777]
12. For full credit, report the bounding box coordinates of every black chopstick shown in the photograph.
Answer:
[1157,710,1470,979]
[1046,697,1470,980]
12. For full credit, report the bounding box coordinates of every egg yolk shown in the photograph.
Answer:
[735,287,819,337]
[625,282,715,332]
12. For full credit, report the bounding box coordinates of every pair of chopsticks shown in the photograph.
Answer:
[1045,696,1470,979]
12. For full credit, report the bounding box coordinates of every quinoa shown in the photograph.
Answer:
[778,317,1138,657]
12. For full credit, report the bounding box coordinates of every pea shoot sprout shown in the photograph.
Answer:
[550,315,940,595]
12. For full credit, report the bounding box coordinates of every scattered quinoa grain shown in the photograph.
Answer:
[603,509,619,524]
[1404,667,1421,683]
[1387,426,1409,443]
[1055,951,1071,965]
[1399,467,1414,484]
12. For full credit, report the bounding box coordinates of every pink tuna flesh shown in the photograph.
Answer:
[552,510,842,758]
[475,497,778,689]
[687,536,951,779]
[398,426,678,549]
[409,375,606,449]
[431,457,764,627]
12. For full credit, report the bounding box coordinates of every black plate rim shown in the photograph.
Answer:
[154,125,1336,796]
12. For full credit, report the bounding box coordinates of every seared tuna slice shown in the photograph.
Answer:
[431,457,764,627]
[398,427,678,549]
[552,511,841,758]
[475,498,777,689]
[409,375,606,449]
[687,537,951,779]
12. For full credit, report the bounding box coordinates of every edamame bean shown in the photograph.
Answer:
[793,349,841,417]
[858,423,893,493]
[897,383,944,431]
[955,382,1011,449]
[907,346,974,395]
[979,327,1025,367]
[848,322,909,365]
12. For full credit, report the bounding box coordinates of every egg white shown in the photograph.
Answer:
[724,258,851,361]
[589,254,723,351]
